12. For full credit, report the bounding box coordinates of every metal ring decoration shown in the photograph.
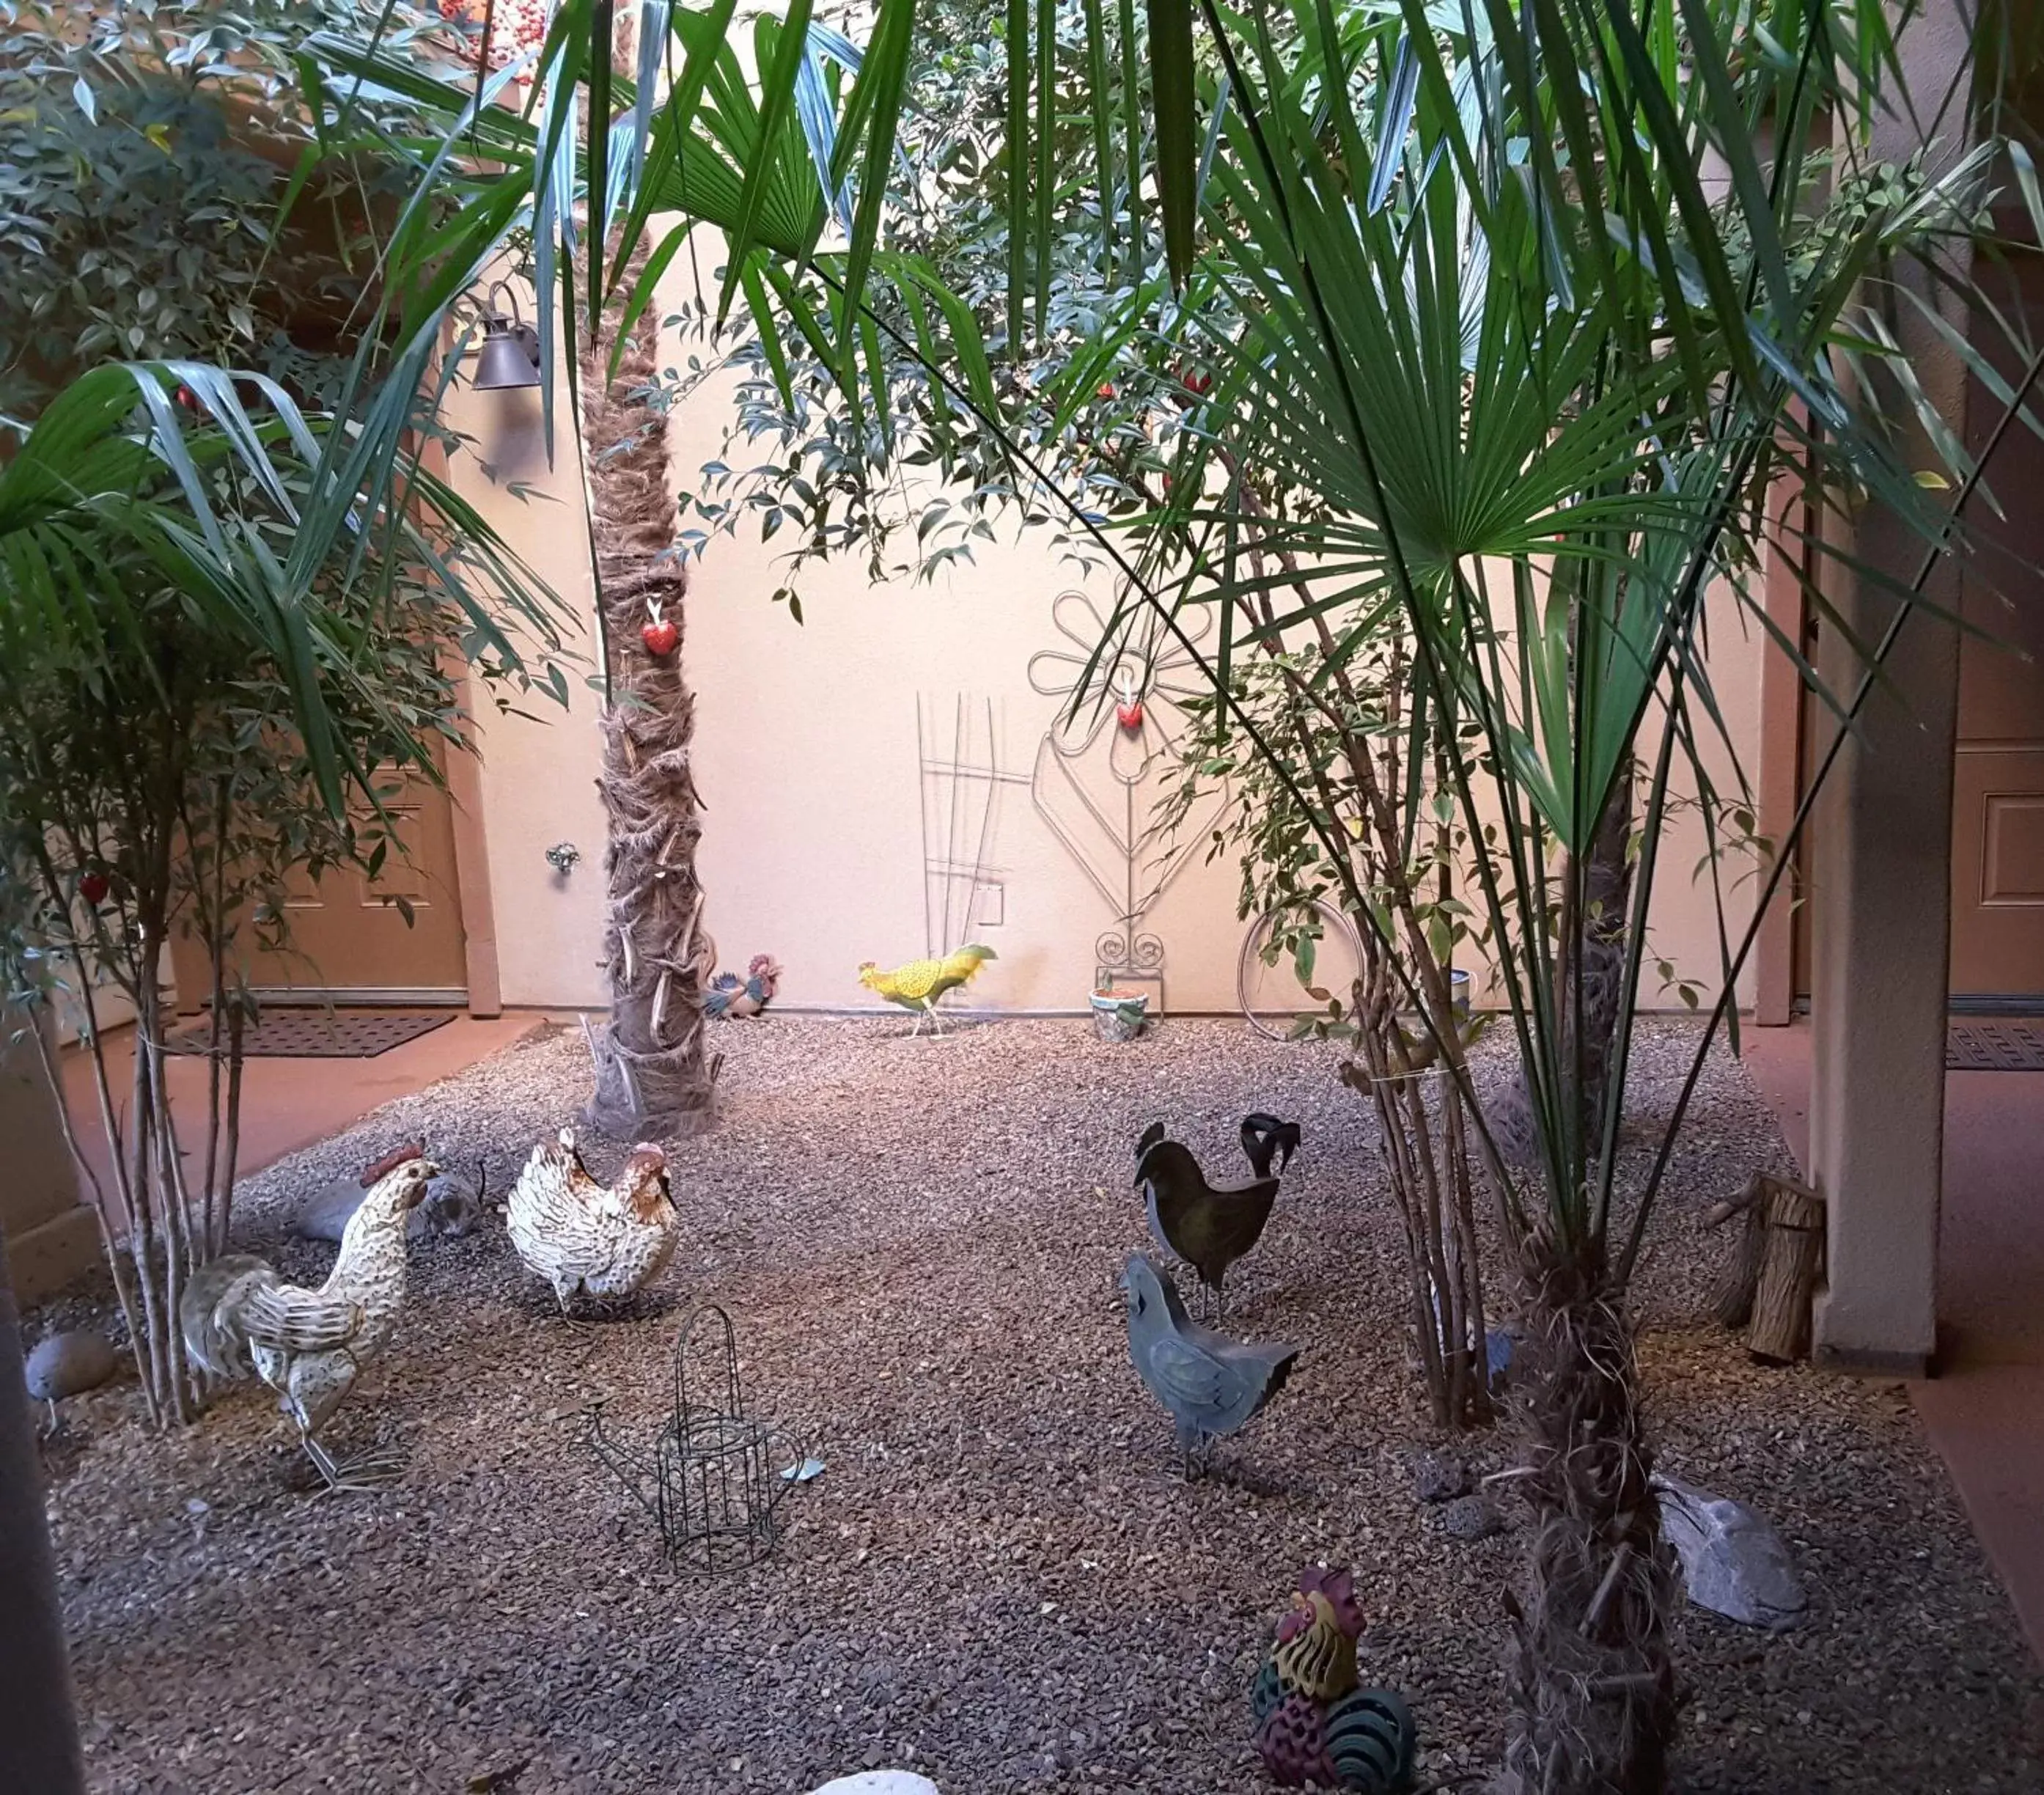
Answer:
[1237,899,1365,1041]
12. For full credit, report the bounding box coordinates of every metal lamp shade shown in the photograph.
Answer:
[473,319,542,391]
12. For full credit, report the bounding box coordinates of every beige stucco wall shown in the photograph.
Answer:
[441,264,1768,1016]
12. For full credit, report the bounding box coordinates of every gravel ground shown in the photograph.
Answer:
[30,1015,2044,1794]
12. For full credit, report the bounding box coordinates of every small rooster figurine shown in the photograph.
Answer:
[705,953,782,1020]
[180,1150,435,1492]
[1251,1566,1417,1792]
[506,1128,678,1320]
[856,943,997,1035]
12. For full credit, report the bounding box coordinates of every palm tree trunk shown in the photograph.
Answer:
[1501,1236,1677,1794]
[1488,779,1634,1172]
[580,251,720,1140]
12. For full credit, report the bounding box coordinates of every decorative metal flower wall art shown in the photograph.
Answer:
[1026,590,1226,995]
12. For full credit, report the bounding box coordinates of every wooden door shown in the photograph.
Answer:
[188,763,470,1005]
[1950,244,2044,1004]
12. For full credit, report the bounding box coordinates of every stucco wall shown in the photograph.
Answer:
[441,267,1765,1016]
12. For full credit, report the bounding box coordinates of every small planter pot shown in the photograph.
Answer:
[1090,988,1150,1043]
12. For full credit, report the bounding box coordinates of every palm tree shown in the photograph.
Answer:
[579,241,721,1137]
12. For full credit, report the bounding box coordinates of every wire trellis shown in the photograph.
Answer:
[916,694,1026,959]
[585,1302,804,1575]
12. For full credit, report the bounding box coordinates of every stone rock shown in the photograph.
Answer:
[294,1171,482,1244]
[1413,1450,1471,1504]
[1653,1472,1807,1630]
[1485,1324,1523,1394]
[421,1172,482,1238]
[293,1178,367,1244]
[24,1330,118,1403]
[1438,1494,1504,1541]
[809,1777,941,1795]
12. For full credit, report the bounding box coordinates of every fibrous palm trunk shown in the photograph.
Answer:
[1500,1238,1677,1794]
[1488,782,1634,1172]
[580,252,720,1140]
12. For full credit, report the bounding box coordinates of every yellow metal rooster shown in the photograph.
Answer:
[856,943,997,1035]
[506,1128,678,1321]
[181,1152,434,1492]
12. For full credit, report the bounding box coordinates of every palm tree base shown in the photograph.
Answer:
[1500,1239,1677,1794]
[584,1019,718,1142]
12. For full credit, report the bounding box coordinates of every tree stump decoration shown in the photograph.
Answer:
[1705,1173,1826,1362]
[580,249,721,1140]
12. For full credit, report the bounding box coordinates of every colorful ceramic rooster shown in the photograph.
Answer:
[856,944,996,1035]
[705,954,782,1020]
[1251,1566,1416,1792]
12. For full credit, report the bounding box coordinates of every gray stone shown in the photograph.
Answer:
[1438,1493,1504,1541]
[293,1177,367,1244]
[1653,1472,1808,1630]
[24,1330,117,1403]
[294,1172,481,1244]
[420,1172,482,1238]
[1413,1450,1471,1504]
[809,1777,941,1795]
[1485,1323,1523,1394]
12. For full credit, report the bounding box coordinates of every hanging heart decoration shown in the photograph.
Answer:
[641,600,679,659]
[1114,668,1144,733]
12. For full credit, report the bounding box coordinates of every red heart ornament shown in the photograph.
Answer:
[1116,697,1144,731]
[641,618,679,658]
[78,872,109,906]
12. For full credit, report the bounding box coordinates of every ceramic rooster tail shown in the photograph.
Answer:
[1250,1565,1417,1792]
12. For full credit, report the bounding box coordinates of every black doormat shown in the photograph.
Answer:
[1947,1021,2044,1071]
[167,1010,452,1060]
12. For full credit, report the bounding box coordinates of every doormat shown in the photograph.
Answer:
[167,1010,452,1060]
[1947,1021,2044,1072]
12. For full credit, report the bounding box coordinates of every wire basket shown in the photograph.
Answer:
[586,1302,804,1575]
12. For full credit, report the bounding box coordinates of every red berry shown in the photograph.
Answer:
[78,872,109,906]
[641,618,680,658]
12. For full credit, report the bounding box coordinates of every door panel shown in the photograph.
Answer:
[240,766,468,999]
[1952,749,2044,994]
[1950,244,2044,1002]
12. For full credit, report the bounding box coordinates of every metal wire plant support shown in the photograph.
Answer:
[584,1302,804,1574]
[1025,590,1224,1003]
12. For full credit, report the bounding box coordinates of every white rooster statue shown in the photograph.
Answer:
[181,1150,434,1492]
[505,1128,679,1321]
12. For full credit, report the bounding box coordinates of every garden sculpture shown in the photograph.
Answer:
[1240,1112,1302,1178]
[705,953,782,1019]
[856,943,997,1035]
[507,1128,679,1321]
[180,1153,435,1492]
[1118,1253,1297,1473]
[1135,1126,1282,1321]
[1251,1565,1417,1791]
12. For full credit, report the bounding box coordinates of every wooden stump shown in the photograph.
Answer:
[1705,1174,1826,1363]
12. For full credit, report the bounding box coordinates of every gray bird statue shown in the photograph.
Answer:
[1136,1128,1282,1322]
[1119,1254,1298,1474]
[1240,1112,1302,1179]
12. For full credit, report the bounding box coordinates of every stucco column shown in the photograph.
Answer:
[0,1225,87,1793]
[1807,0,1974,1376]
